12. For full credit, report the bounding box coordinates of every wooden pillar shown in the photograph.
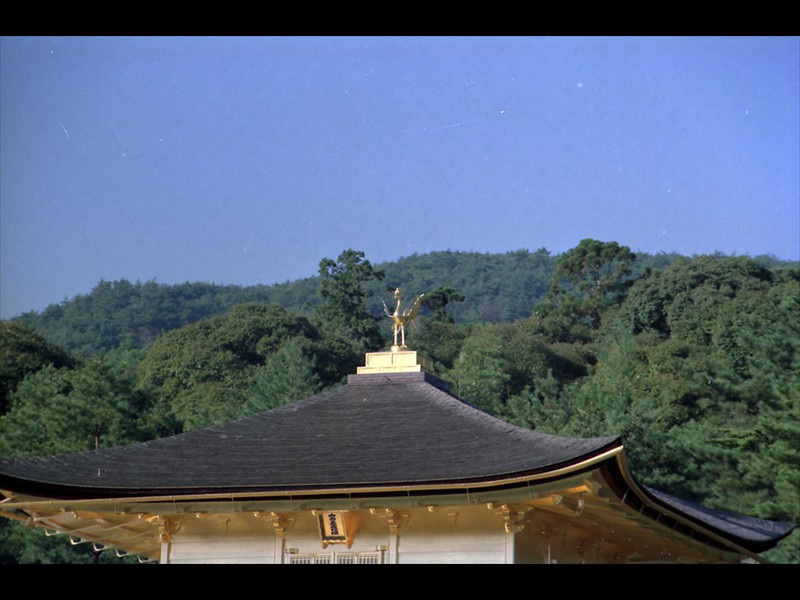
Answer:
[386,510,401,564]
[157,517,178,565]
[270,512,287,564]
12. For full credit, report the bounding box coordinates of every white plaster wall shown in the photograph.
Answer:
[166,517,278,564]
[394,507,508,564]
[163,505,511,564]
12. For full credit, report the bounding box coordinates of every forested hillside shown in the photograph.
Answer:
[15,249,568,354]
[7,249,685,355]
[1,243,798,563]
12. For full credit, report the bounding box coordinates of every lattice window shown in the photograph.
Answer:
[287,551,381,564]
[288,553,332,564]
[336,552,381,564]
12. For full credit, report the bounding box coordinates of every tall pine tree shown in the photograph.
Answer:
[243,338,322,415]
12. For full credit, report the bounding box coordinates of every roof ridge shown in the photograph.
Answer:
[347,370,452,392]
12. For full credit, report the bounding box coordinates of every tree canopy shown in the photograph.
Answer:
[0,321,76,415]
[136,303,319,431]
[549,238,636,325]
[315,248,387,358]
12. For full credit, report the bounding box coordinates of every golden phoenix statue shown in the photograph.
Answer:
[382,288,425,350]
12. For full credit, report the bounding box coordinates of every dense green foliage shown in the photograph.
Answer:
[316,248,386,355]
[15,278,319,356]
[549,238,637,325]
[1,350,155,457]
[136,302,321,431]
[1,244,797,563]
[422,286,466,323]
[14,248,793,357]
[0,322,76,414]
[243,337,322,415]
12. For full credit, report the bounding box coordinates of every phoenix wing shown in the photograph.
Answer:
[403,293,425,319]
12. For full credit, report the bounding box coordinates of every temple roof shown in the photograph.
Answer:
[0,370,794,555]
[0,372,619,498]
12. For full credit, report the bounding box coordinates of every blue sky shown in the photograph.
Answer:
[1,36,798,320]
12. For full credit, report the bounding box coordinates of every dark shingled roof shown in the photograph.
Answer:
[642,486,796,553]
[0,372,620,499]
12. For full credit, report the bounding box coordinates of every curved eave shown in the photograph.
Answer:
[605,452,795,558]
[0,442,624,505]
